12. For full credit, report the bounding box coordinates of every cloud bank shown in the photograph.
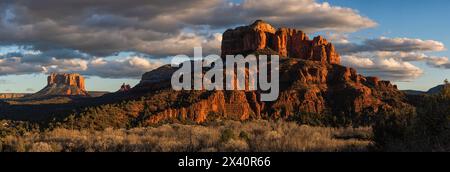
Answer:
[0,0,377,78]
[0,55,163,79]
[342,54,424,81]
[2,0,449,82]
[337,37,450,81]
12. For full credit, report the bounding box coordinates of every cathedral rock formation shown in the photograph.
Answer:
[30,73,88,98]
[221,20,340,64]
[117,20,412,125]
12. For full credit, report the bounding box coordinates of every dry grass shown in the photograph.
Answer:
[0,120,372,152]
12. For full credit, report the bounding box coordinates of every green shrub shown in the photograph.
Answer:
[373,81,450,151]
[372,109,415,151]
[221,128,235,142]
[239,131,250,141]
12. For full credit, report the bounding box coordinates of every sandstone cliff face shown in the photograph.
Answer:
[145,91,256,124]
[115,20,410,125]
[47,73,86,90]
[30,73,88,98]
[221,20,340,64]
[132,59,409,125]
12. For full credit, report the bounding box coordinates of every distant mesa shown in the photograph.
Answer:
[28,73,88,98]
[0,93,30,99]
[133,64,178,91]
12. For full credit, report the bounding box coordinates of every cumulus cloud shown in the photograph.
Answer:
[336,37,446,54]
[239,0,377,32]
[342,55,424,81]
[325,33,350,44]
[45,58,89,73]
[336,36,450,80]
[0,0,375,56]
[426,56,450,69]
[341,51,450,80]
[0,55,163,78]
[134,33,222,57]
[0,0,378,78]
[0,57,45,75]
[85,57,164,78]
[346,51,429,62]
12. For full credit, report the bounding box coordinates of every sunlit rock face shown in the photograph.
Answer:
[221,20,341,64]
[130,20,411,125]
[31,73,88,98]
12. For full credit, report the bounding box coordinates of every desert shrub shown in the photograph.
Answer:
[409,92,450,151]
[29,142,62,152]
[0,120,372,152]
[289,112,327,126]
[372,109,415,151]
[221,139,249,152]
[1,135,27,152]
[0,120,39,138]
[239,131,250,141]
[373,82,450,151]
[220,128,235,143]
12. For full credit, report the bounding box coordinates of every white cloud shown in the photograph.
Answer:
[0,56,164,78]
[237,0,377,33]
[342,54,424,81]
[336,37,446,54]
[0,57,45,75]
[135,32,222,57]
[426,56,450,69]
[0,0,380,78]
[336,36,450,79]
[85,57,164,78]
[347,51,428,61]
[0,0,375,58]
[325,33,350,44]
[45,58,88,73]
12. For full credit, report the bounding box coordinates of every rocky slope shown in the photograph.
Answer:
[117,20,411,126]
[117,83,131,92]
[28,73,88,98]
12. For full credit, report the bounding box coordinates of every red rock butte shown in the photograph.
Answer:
[30,73,88,98]
[47,73,86,91]
[221,20,340,64]
[129,21,412,125]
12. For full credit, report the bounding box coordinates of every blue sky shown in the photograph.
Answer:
[319,0,450,90]
[232,0,450,91]
[0,0,449,92]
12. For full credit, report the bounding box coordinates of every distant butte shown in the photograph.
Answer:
[29,73,88,98]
